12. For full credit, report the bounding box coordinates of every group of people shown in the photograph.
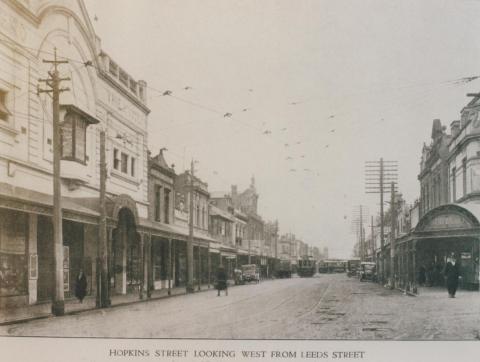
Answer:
[418,254,461,298]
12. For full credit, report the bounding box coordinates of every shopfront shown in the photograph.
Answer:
[396,204,480,291]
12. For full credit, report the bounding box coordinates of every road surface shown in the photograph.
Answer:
[2,274,479,339]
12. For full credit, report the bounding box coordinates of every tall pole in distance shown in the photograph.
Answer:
[371,215,376,263]
[360,205,364,262]
[379,158,384,250]
[365,158,397,283]
[390,181,397,288]
[38,48,70,316]
[351,205,368,261]
[187,160,195,293]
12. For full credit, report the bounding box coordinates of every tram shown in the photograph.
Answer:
[275,259,292,278]
[297,256,316,277]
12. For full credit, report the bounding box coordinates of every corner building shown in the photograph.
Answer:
[0,0,150,320]
[394,106,480,291]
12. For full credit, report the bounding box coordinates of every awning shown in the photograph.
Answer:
[139,218,217,243]
[0,182,99,224]
[414,203,480,233]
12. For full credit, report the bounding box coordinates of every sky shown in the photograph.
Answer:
[84,0,480,258]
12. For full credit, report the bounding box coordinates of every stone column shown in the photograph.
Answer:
[139,233,145,299]
[167,238,172,295]
[145,233,151,298]
[412,240,417,293]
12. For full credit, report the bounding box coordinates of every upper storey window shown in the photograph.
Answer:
[60,105,99,164]
[0,90,11,123]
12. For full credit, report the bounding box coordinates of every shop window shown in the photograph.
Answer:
[0,90,12,123]
[0,210,27,297]
[121,152,128,173]
[61,113,87,163]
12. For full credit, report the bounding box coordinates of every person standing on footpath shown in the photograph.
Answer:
[444,254,460,298]
[216,266,228,296]
[75,269,87,303]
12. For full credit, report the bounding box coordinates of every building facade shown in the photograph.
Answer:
[0,0,150,318]
[389,110,480,292]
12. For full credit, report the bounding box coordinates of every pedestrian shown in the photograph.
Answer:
[444,255,460,298]
[75,269,87,303]
[216,266,228,296]
[418,265,426,286]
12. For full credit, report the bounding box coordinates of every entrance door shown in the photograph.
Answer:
[37,216,53,301]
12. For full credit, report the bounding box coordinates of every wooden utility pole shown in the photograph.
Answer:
[365,158,398,283]
[38,48,70,316]
[371,215,376,263]
[351,205,368,261]
[187,160,195,293]
[98,130,109,307]
[360,205,364,262]
[390,181,397,288]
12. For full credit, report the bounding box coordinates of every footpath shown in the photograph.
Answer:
[0,280,236,326]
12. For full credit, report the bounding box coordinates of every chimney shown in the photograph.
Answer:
[431,119,443,140]
[450,120,461,138]
[231,185,237,197]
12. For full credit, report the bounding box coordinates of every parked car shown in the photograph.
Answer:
[346,258,361,277]
[359,262,377,282]
[234,268,244,285]
[241,264,260,283]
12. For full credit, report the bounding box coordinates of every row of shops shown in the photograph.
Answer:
[0,0,283,323]
[375,204,480,292]
[0,189,278,318]
[372,114,480,292]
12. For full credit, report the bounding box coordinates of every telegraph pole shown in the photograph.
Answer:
[351,206,368,261]
[360,206,364,261]
[98,130,109,307]
[365,159,398,283]
[187,160,195,293]
[390,181,397,288]
[371,215,376,263]
[38,48,70,316]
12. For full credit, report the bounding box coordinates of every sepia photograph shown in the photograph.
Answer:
[0,0,479,356]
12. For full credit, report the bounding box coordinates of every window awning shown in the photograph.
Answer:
[60,104,100,125]
[0,101,12,117]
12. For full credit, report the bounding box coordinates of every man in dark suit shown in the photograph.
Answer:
[444,255,460,298]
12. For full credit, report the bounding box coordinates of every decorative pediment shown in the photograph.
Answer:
[415,204,479,232]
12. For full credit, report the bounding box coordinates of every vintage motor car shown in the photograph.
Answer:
[234,268,244,285]
[346,258,361,277]
[241,264,260,283]
[359,262,377,282]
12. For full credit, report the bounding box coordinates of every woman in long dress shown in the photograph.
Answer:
[75,269,87,303]
[216,266,228,296]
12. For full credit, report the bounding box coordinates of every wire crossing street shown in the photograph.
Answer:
[2,274,479,340]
